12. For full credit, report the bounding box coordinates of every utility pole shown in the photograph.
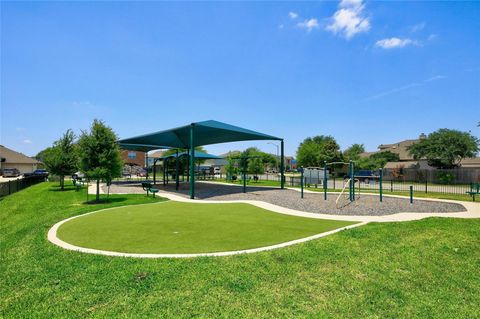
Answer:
[267,142,279,173]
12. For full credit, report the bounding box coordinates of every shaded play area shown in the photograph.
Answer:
[118,120,286,199]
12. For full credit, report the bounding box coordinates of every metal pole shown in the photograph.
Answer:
[243,158,247,193]
[280,140,285,189]
[189,124,195,199]
[349,161,353,201]
[323,161,327,200]
[162,159,166,186]
[352,161,355,201]
[175,149,179,191]
[409,185,413,204]
[379,168,383,202]
[145,152,149,180]
[166,158,169,185]
[153,159,156,184]
[300,167,304,199]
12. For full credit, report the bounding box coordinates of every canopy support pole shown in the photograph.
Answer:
[280,139,285,189]
[162,159,166,185]
[145,152,149,180]
[175,149,179,191]
[153,159,157,184]
[189,124,195,199]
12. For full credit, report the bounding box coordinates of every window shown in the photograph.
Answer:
[128,152,137,159]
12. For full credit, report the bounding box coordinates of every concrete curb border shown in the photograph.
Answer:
[49,184,479,259]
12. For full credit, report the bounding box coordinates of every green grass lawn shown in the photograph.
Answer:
[57,201,354,254]
[2,182,480,318]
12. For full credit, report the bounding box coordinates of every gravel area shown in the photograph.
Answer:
[104,181,466,216]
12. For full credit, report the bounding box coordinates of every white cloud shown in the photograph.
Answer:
[326,0,370,39]
[23,139,32,144]
[375,37,416,49]
[428,33,438,41]
[297,18,319,32]
[366,75,448,101]
[289,12,299,19]
[425,75,447,82]
[410,22,426,33]
[278,24,284,29]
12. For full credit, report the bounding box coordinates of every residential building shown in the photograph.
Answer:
[120,150,145,167]
[0,145,42,174]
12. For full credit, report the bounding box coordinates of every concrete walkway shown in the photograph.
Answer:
[46,181,480,259]
[90,181,480,222]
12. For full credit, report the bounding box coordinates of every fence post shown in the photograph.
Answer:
[300,167,304,199]
[390,180,393,192]
[8,180,11,195]
[425,179,428,193]
[379,169,383,202]
[409,185,413,204]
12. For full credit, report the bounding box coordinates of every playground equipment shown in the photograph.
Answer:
[300,161,384,205]
[303,167,328,188]
[336,178,353,208]
[323,161,356,202]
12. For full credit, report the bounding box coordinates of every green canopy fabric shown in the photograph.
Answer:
[118,120,284,199]
[118,120,282,148]
[160,150,222,160]
[118,143,171,152]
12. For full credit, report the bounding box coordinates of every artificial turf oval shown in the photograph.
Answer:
[56,201,356,254]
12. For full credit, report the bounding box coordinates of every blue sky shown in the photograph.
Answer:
[1,0,479,157]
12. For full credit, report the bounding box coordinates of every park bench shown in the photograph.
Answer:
[72,178,85,191]
[141,182,159,197]
[466,183,480,201]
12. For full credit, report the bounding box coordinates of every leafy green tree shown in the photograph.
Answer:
[296,135,342,167]
[35,148,52,163]
[343,144,365,162]
[356,151,400,170]
[248,157,264,175]
[43,130,78,190]
[78,119,123,202]
[224,151,241,180]
[408,129,479,168]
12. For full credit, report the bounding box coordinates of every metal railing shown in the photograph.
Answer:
[0,176,46,198]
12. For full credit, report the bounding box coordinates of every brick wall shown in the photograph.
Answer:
[121,150,145,167]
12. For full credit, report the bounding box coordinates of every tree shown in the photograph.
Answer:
[78,119,123,202]
[408,129,479,168]
[248,157,264,175]
[296,135,342,167]
[343,144,365,162]
[356,151,400,170]
[43,130,78,190]
[224,151,241,180]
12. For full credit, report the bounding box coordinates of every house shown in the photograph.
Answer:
[377,133,426,161]
[459,157,480,168]
[377,134,480,169]
[120,150,145,167]
[0,145,42,174]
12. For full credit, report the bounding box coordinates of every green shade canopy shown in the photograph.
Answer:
[160,151,222,161]
[118,143,172,152]
[118,120,282,149]
[118,120,285,199]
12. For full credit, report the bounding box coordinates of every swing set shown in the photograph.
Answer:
[299,160,384,206]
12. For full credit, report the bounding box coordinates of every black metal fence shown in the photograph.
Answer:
[0,176,46,198]
[382,168,480,184]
